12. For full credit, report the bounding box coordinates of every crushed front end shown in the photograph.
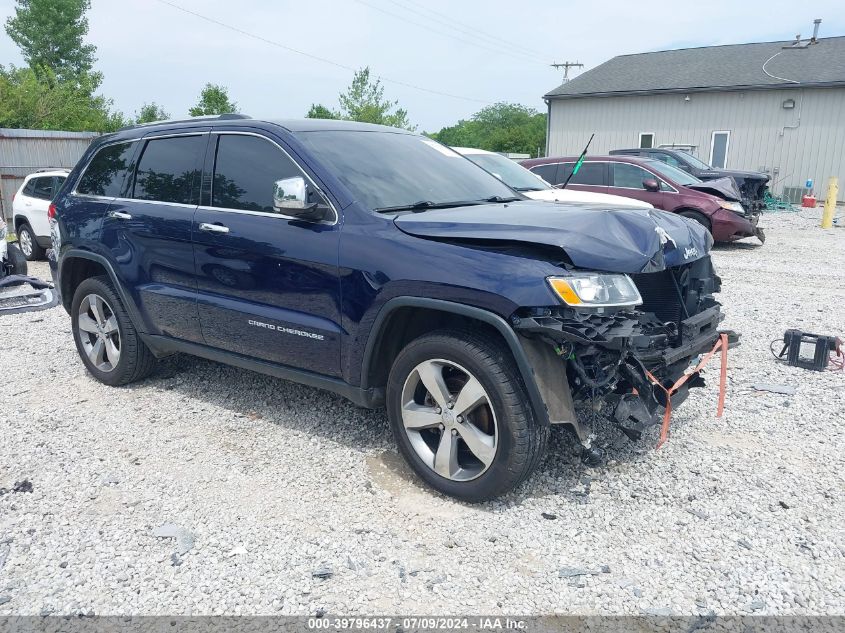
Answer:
[512,256,738,445]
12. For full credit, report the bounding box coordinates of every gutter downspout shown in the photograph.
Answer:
[544,98,551,158]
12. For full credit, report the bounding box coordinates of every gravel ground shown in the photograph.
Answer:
[1,208,843,617]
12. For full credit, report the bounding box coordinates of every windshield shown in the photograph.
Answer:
[463,152,549,192]
[644,160,701,186]
[677,152,712,170]
[297,131,518,211]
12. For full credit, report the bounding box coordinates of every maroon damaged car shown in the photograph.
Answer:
[521,155,764,243]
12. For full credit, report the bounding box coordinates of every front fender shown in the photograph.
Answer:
[360,296,553,427]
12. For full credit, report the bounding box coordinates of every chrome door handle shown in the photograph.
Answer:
[199,222,230,234]
[109,211,132,220]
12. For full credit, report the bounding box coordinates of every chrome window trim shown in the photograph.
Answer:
[207,131,338,226]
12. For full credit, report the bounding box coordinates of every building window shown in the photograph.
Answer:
[710,131,730,169]
[639,133,654,149]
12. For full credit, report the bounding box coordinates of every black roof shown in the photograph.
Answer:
[546,36,845,99]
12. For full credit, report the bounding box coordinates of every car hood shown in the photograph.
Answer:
[687,176,743,201]
[697,169,770,183]
[524,188,653,209]
[393,200,713,273]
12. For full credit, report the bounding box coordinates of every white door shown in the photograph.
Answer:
[709,131,730,169]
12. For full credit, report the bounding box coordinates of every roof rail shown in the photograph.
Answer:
[34,167,71,173]
[118,113,252,132]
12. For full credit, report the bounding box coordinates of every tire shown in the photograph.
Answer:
[71,276,156,386]
[386,329,548,502]
[679,210,712,234]
[16,223,44,261]
[7,243,28,276]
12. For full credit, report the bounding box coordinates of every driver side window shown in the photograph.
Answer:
[212,134,307,213]
[611,163,651,189]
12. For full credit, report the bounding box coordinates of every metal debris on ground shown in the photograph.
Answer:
[750,383,797,396]
[151,523,195,555]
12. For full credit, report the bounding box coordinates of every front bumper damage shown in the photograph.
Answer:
[512,301,739,446]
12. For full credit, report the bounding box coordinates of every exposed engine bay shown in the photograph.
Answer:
[513,256,738,446]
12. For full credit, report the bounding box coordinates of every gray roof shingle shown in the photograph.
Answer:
[545,36,845,99]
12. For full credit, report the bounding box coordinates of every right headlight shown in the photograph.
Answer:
[548,274,643,308]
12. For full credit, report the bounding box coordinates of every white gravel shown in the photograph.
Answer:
[1,208,843,617]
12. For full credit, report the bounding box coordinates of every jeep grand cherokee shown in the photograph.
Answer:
[51,115,734,501]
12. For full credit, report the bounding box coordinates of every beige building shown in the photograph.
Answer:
[544,34,845,201]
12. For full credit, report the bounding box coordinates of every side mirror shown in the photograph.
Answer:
[273,177,330,221]
[642,179,660,192]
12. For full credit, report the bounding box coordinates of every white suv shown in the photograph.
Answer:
[12,169,69,260]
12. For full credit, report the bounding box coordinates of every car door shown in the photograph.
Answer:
[608,162,665,208]
[99,131,207,343]
[192,130,342,377]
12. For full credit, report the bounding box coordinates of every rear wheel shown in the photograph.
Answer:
[71,276,156,386]
[7,243,28,276]
[386,329,547,502]
[679,210,711,234]
[17,223,44,261]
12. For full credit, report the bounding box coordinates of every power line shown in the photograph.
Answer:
[153,0,490,104]
[350,0,546,65]
[384,0,554,62]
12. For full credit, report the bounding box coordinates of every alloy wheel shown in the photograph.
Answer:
[77,294,121,372]
[19,229,33,258]
[400,359,498,481]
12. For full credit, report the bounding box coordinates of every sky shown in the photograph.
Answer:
[1,0,843,131]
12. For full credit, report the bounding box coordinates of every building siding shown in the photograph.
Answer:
[0,129,100,221]
[547,87,845,200]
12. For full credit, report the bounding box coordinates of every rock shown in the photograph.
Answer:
[228,546,247,557]
[541,512,557,520]
[750,599,766,611]
[642,607,673,616]
[559,567,592,578]
[737,539,753,550]
[312,565,333,579]
[687,509,710,520]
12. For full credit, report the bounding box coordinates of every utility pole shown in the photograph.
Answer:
[550,61,584,83]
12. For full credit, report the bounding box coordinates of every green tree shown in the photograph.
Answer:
[0,65,126,132]
[429,103,546,157]
[306,68,415,130]
[5,0,96,82]
[337,67,414,130]
[135,102,170,124]
[306,103,340,120]
[189,83,237,116]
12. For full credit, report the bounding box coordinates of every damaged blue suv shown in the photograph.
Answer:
[52,115,730,501]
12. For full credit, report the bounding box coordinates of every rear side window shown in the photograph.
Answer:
[31,176,56,200]
[133,135,205,205]
[22,178,37,197]
[77,142,135,197]
[529,163,559,184]
[211,134,304,213]
[559,162,606,186]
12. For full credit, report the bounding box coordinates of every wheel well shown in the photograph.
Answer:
[677,208,712,230]
[60,257,108,312]
[13,216,28,232]
[365,307,505,389]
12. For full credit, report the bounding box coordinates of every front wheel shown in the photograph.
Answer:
[386,330,548,502]
[679,210,712,235]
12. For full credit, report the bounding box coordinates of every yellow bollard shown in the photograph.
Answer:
[821,177,838,229]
